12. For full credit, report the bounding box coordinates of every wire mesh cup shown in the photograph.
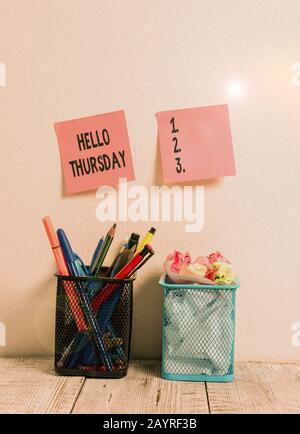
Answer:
[160,275,240,382]
[54,268,133,378]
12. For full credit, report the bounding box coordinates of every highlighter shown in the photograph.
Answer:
[42,216,87,331]
[135,227,156,254]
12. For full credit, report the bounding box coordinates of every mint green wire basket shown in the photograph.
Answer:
[160,275,240,382]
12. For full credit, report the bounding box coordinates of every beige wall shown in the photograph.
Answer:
[0,0,300,361]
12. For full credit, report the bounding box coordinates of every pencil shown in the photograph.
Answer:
[89,236,103,272]
[91,223,116,276]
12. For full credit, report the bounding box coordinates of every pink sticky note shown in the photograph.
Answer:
[54,110,135,194]
[156,104,236,183]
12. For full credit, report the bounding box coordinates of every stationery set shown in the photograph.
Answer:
[43,217,155,378]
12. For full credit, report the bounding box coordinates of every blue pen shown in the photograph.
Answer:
[74,253,89,275]
[86,237,104,297]
[57,229,113,372]
[89,237,103,274]
[57,230,123,367]
[66,288,125,367]
[85,288,125,365]
[66,286,125,367]
[57,229,79,275]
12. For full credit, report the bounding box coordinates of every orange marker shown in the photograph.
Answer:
[42,216,87,331]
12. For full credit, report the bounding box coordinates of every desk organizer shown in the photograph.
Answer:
[160,275,240,382]
[54,268,133,378]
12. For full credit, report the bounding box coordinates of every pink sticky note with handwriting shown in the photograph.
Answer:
[54,110,135,194]
[156,104,236,183]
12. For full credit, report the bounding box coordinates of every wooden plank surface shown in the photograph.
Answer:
[72,360,209,414]
[259,363,300,414]
[0,357,84,414]
[206,362,300,414]
[0,358,299,414]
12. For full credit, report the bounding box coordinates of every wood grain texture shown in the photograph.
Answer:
[259,363,300,414]
[72,360,209,414]
[1,358,300,414]
[206,362,300,414]
[0,357,84,414]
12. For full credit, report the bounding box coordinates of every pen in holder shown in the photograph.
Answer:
[54,268,134,378]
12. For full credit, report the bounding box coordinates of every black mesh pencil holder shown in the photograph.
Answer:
[54,268,134,378]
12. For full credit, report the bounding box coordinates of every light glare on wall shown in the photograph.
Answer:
[0,322,6,346]
[0,63,6,87]
[226,80,246,98]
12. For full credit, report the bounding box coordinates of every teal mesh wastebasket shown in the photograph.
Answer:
[160,275,240,382]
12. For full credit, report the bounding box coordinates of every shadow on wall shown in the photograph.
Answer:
[0,271,164,360]
[131,272,163,360]
[151,135,164,186]
[0,275,56,356]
